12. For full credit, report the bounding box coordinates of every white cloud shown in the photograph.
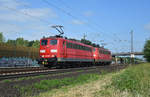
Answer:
[20,8,57,19]
[0,0,58,40]
[84,11,93,17]
[144,23,150,31]
[0,13,29,22]
[71,19,85,25]
[0,0,20,10]
[0,23,21,34]
[0,23,53,40]
[0,0,57,22]
[0,8,57,22]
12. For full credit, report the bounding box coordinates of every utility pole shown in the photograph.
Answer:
[131,30,133,54]
[83,33,87,40]
[130,30,134,64]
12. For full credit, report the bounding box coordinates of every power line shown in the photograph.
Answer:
[42,0,115,40]
[55,0,121,40]
[3,0,134,52]
[54,0,129,50]
[41,0,125,49]
[1,1,58,35]
[42,0,78,20]
[3,6,51,25]
[14,0,82,36]
[18,0,67,25]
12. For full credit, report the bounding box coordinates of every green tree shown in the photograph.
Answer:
[32,40,40,48]
[6,38,39,48]
[0,32,5,43]
[81,39,92,45]
[16,38,24,46]
[16,38,29,46]
[28,40,35,47]
[143,40,150,62]
[80,38,100,47]
[7,39,16,45]
[24,40,29,47]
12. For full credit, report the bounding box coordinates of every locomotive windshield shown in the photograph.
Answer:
[50,40,57,45]
[41,40,48,46]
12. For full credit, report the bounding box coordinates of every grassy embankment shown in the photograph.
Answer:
[34,63,150,97]
[17,73,100,97]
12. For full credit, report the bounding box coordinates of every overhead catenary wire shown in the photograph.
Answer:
[4,7,51,25]
[41,0,114,40]
[1,3,57,35]
[17,0,121,42]
[3,0,142,53]
[54,0,122,40]
[44,0,143,53]
[16,0,67,25]
[46,0,127,49]
[14,0,80,37]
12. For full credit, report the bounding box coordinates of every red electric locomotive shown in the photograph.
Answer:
[93,47,112,65]
[38,36,94,67]
[38,36,112,67]
[38,26,112,67]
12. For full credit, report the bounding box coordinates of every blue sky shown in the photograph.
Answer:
[0,0,150,53]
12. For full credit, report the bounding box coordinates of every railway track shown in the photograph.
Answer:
[0,67,48,74]
[0,64,128,81]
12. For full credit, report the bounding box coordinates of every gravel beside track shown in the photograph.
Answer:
[0,67,47,74]
[0,67,97,81]
[0,64,128,97]
[0,65,127,81]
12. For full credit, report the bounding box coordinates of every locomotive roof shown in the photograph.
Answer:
[42,35,63,39]
[41,36,110,51]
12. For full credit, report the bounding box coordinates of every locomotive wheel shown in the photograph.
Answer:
[52,61,58,68]
[40,64,44,67]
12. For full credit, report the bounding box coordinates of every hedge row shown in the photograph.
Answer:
[0,43,39,59]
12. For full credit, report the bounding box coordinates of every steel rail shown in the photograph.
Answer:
[0,64,128,81]
[0,67,47,74]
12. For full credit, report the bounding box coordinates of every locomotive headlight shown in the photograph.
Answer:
[93,54,96,57]
[40,50,45,53]
[51,55,55,57]
[51,49,57,53]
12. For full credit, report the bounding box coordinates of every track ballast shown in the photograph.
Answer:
[0,64,128,81]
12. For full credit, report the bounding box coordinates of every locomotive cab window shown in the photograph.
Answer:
[41,40,48,46]
[63,41,65,47]
[50,40,57,45]
[93,48,95,52]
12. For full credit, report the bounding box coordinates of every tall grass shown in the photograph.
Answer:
[111,63,150,96]
[18,74,100,96]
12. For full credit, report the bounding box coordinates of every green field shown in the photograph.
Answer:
[12,63,150,97]
[35,63,150,97]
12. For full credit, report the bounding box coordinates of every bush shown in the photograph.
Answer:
[144,40,150,62]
